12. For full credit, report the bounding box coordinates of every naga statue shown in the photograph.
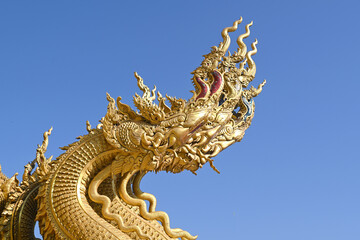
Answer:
[0,18,265,240]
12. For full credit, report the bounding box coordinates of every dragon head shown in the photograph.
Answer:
[0,18,267,240]
[102,17,265,175]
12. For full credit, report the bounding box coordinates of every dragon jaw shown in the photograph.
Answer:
[0,18,266,240]
[102,18,265,175]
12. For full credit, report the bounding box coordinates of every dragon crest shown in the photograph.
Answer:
[0,18,265,240]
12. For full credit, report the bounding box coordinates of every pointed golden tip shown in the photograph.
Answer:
[236,21,254,58]
[258,79,267,89]
[45,127,52,136]
[86,120,92,133]
[106,92,115,103]
[219,18,244,52]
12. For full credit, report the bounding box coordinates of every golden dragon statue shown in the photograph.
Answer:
[0,18,265,240]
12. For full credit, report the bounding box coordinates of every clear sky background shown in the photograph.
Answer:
[0,1,359,239]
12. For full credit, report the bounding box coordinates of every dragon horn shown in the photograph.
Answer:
[246,39,258,78]
[219,17,243,53]
[236,21,253,59]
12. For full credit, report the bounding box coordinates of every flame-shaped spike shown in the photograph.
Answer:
[150,85,157,101]
[239,57,247,71]
[40,127,52,153]
[219,17,243,52]
[86,120,92,133]
[106,92,115,103]
[245,39,258,77]
[134,72,151,99]
[250,79,266,98]
[157,92,171,113]
[236,21,253,58]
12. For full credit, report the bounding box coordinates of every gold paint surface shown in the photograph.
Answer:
[0,18,265,240]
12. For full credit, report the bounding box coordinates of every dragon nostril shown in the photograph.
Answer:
[5,18,264,240]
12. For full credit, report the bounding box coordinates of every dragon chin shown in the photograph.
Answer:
[0,18,265,240]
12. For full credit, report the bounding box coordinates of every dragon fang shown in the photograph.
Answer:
[0,18,265,240]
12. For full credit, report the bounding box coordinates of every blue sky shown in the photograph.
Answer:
[0,1,359,239]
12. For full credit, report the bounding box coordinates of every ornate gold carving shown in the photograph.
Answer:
[0,18,265,239]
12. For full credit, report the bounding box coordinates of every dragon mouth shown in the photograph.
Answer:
[2,18,268,240]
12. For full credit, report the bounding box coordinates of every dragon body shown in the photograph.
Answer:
[0,18,265,240]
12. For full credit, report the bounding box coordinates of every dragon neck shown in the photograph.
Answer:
[37,129,174,240]
[38,130,126,239]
